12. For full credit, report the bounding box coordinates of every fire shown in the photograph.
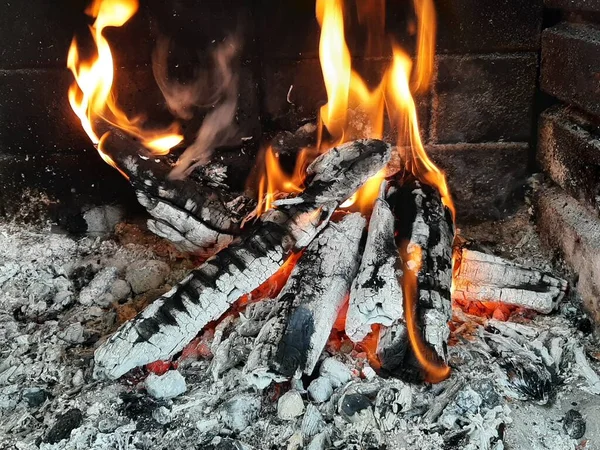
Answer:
[67,0,182,161]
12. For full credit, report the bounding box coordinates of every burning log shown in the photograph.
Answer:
[245,213,365,387]
[93,139,391,380]
[452,248,567,314]
[345,182,403,342]
[272,213,366,378]
[100,129,247,256]
[380,178,455,381]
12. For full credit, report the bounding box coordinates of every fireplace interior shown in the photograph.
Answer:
[1,1,600,449]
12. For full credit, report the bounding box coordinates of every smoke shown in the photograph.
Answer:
[152,35,240,179]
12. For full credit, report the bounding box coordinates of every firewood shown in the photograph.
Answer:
[452,248,567,314]
[245,213,366,386]
[345,182,403,343]
[272,213,366,378]
[100,129,247,256]
[376,178,455,380]
[93,139,391,380]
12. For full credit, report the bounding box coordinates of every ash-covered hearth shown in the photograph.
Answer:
[2,0,600,449]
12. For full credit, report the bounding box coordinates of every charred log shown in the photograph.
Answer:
[93,139,391,380]
[345,182,403,342]
[377,178,454,380]
[100,129,250,256]
[271,213,366,378]
[452,248,567,314]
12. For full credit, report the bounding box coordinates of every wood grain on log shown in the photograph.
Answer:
[345,182,403,343]
[452,248,567,314]
[93,139,391,380]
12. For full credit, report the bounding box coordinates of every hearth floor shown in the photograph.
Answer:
[0,207,599,450]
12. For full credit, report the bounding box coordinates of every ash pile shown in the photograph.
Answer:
[0,218,599,450]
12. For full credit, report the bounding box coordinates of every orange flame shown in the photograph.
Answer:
[387,47,454,218]
[67,0,182,160]
[402,244,451,383]
[412,0,436,92]
[253,147,309,217]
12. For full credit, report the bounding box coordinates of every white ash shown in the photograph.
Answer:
[83,205,124,236]
[277,390,305,420]
[2,220,600,450]
[308,377,334,403]
[144,370,187,399]
[79,266,118,306]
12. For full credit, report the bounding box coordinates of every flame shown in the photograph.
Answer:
[412,0,436,92]
[253,147,308,217]
[402,244,451,383]
[387,47,455,218]
[67,0,182,163]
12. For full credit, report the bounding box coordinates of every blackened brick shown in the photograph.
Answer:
[541,23,600,117]
[436,0,543,53]
[428,143,530,223]
[536,185,600,329]
[430,53,538,144]
[545,0,600,12]
[538,105,600,216]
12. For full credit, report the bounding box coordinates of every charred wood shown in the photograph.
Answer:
[452,248,567,314]
[271,213,366,378]
[245,214,366,386]
[93,139,391,380]
[346,182,403,343]
[100,129,249,256]
[383,178,455,377]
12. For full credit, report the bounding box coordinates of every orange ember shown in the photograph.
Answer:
[67,0,182,165]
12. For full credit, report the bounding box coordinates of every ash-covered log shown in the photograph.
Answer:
[100,129,249,256]
[452,248,568,314]
[345,182,403,343]
[379,178,455,380]
[245,213,365,386]
[272,213,366,378]
[93,139,391,380]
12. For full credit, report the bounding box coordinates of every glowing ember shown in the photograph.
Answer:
[67,0,182,161]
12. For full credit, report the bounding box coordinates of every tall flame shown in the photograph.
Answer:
[387,46,455,217]
[67,0,182,160]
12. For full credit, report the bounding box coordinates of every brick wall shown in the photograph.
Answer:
[536,0,600,327]
[0,0,543,223]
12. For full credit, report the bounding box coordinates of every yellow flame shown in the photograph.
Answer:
[412,0,436,92]
[387,46,455,218]
[67,0,182,161]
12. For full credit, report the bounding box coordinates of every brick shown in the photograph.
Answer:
[538,105,600,216]
[0,152,137,221]
[541,23,600,117]
[430,53,538,144]
[536,185,600,329]
[436,0,543,53]
[428,143,530,223]
[545,0,600,12]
